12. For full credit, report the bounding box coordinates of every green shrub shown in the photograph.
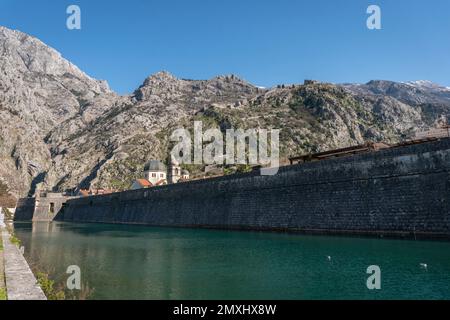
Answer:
[0,288,7,300]
[9,234,21,247]
[36,272,65,300]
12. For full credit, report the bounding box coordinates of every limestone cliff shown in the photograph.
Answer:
[1,25,449,197]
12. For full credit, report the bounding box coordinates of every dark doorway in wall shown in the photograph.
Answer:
[49,203,55,214]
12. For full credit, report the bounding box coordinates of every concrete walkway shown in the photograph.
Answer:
[1,228,46,300]
[0,237,5,300]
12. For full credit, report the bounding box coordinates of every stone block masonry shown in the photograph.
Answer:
[51,139,450,239]
[14,198,35,221]
[33,193,72,222]
[15,193,72,222]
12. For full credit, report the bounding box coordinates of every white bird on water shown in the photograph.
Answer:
[420,263,428,269]
[327,256,332,261]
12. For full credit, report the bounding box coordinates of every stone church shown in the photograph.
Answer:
[131,159,189,190]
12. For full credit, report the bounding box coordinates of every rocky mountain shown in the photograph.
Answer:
[1,25,450,198]
[342,80,450,124]
[0,25,117,197]
[343,80,450,104]
[0,178,16,207]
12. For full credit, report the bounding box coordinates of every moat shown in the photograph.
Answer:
[12,222,450,300]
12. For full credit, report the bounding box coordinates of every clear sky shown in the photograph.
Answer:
[1,0,449,94]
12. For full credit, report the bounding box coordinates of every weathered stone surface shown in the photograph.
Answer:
[55,139,450,239]
[2,25,450,198]
[33,193,72,222]
[14,193,71,222]
[1,229,46,300]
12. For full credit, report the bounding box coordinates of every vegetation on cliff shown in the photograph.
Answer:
[1,25,450,196]
[0,181,16,207]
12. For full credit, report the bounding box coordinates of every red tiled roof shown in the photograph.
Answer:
[136,179,153,187]
[79,189,90,196]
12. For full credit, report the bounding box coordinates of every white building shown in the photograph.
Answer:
[143,160,168,186]
[168,158,181,184]
[181,169,190,181]
[131,159,189,190]
[168,158,190,183]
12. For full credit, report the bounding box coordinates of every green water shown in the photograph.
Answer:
[12,222,450,300]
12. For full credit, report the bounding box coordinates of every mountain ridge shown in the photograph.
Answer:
[1,25,449,199]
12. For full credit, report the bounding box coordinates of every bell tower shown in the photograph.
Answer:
[168,158,181,184]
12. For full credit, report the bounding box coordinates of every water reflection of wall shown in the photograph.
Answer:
[14,222,193,299]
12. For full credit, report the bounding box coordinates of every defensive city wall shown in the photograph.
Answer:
[15,192,71,222]
[16,138,450,239]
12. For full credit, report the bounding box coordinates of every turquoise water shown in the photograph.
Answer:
[12,222,450,300]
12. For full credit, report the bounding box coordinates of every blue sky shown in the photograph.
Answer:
[1,0,449,94]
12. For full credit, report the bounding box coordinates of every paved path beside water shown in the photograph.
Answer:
[0,233,6,300]
[1,228,46,300]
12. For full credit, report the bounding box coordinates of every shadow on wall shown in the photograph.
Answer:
[28,172,47,197]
